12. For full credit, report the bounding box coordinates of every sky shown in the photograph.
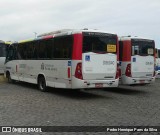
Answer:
[0,0,160,48]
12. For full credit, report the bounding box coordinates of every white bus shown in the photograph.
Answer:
[5,29,119,91]
[155,48,160,78]
[0,40,10,74]
[119,36,155,85]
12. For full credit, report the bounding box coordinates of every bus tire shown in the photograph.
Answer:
[38,76,47,92]
[6,72,14,83]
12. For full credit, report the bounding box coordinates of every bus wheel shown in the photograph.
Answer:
[7,72,14,83]
[38,76,47,92]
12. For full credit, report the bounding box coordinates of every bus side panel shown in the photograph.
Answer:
[6,59,72,88]
[21,60,72,88]
[21,60,37,84]
[52,60,72,88]
[5,60,19,81]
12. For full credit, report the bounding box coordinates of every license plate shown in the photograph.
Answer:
[140,80,145,83]
[95,83,103,88]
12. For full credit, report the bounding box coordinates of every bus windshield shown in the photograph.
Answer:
[83,32,117,54]
[0,43,6,57]
[131,39,154,56]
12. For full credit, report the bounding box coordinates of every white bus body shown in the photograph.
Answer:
[155,48,160,78]
[119,37,155,85]
[5,29,119,91]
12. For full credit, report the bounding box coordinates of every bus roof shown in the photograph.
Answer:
[119,36,154,41]
[38,29,117,37]
[0,40,12,45]
[18,29,117,43]
[5,41,12,45]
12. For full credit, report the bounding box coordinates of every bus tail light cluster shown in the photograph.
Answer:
[125,64,132,77]
[75,63,83,79]
[116,64,121,79]
[68,67,71,78]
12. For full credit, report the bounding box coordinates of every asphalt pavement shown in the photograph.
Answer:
[0,79,160,135]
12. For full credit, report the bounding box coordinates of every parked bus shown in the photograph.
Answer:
[5,29,120,91]
[155,48,160,78]
[0,40,11,74]
[119,36,155,85]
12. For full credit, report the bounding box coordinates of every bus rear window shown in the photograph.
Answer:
[83,32,117,54]
[131,39,154,56]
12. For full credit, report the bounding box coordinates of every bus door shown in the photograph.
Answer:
[5,44,20,80]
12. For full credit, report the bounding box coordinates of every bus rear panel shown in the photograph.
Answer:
[72,32,119,88]
[119,37,155,85]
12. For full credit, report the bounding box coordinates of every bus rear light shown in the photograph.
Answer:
[116,64,121,79]
[68,67,71,78]
[125,64,132,77]
[75,63,83,79]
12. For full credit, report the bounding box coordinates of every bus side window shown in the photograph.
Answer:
[158,50,160,58]
[155,49,158,58]
[26,42,34,59]
[18,44,24,59]
[53,35,73,59]
[39,40,47,59]
[6,46,14,61]
[0,44,7,57]
[45,39,53,59]
[23,44,28,59]
[54,37,64,58]
[33,41,39,59]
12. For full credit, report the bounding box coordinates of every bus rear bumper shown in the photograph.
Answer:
[121,76,155,85]
[72,77,119,89]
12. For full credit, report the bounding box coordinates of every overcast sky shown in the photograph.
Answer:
[0,0,160,48]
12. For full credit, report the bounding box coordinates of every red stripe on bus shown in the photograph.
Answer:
[122,40,131,61]
[72,34,82,60]
[43,35,53,40]
[116,36,119,61]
